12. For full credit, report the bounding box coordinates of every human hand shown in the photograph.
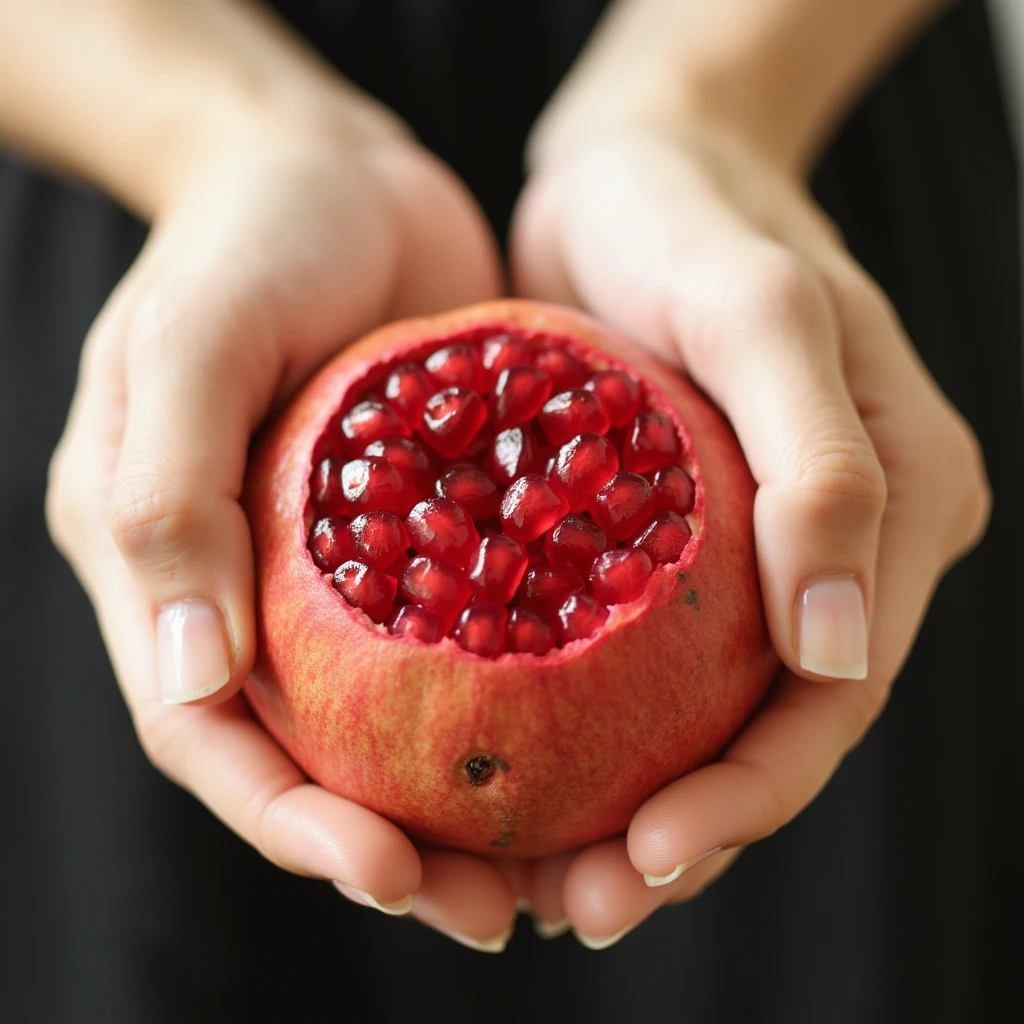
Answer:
[45,101,524,949]
[510,124,990,946]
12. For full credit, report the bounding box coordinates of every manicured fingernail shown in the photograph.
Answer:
[333,881,413,916]
[575,926,632,951]
[515,896,532,914]
[435,926,511,954]
[534,917,571,940]
[798,576,868,680]
[158,599,231,704]
[643,845,725,888]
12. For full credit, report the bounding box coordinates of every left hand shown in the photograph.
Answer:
[508,124,991,947]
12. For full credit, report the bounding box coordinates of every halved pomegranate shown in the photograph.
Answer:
[243,301,777,856]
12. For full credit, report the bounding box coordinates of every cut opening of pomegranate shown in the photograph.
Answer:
[305,327,700,658]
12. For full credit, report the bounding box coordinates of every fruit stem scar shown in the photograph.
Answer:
[463,753,510,786]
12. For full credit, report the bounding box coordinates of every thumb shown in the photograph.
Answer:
[109,281,280,705]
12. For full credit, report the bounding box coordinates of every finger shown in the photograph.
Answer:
[543,137,887,681]
[410,849,518,954]
[562,840,742,950]
[522,851,577,939]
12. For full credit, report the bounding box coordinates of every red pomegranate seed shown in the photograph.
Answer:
[406,497,480,568]
[548,432,620,513]
[451,603,508,657]
[592,471,654,540]
[584,370,643,428]
[589,548,653,605]
[622,411,682,473]
[483,425,544,486]
[348,510,410,570]
[489,366,553,430]
[544,515,608,574]
[425,344,484,391]
[308,516,352,572]
[363,436,433,493]
[538,390,610,446]
[341,457,419,515]
[311,457,349,515]
[557,592,609,645]
[536,347,589,392]
[519,565,585,616]
[435,463,502,520]
[386,604,443,644]
[499,474,570,542]
[383,548,412,579]
[385,363,435,425]
[481,334,534,386]
[463,427,494,461]
[467,535,528,604]
[506,608,557,655]
[333,560,397,623]
[420,387,488,459]
[399,556,471,631]
[649,465,695,516]
[341,400,411,450]
[634,511,692,565]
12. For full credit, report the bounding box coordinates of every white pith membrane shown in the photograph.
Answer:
[304,326,703,658]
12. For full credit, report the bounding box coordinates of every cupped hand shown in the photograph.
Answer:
[45,106,520,950]
[511,126,991,946]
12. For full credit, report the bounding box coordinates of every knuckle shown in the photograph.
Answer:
[109,480,198,568]
[794,437,889,525]
[738,247,830,331]
[943,415,992,554]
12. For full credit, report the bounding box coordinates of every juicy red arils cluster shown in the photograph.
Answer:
[306,329,697,657]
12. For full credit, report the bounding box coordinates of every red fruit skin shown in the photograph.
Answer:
[242,300,778,857]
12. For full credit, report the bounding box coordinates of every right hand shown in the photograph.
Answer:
[45,98,522,951]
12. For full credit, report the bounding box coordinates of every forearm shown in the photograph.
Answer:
[529,0,950,176]
[0,0,402,218]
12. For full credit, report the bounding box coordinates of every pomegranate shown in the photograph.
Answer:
[242,301,778,856]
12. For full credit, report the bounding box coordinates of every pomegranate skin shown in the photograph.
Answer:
[242,300,778,857]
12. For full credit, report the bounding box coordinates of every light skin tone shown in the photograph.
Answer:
[2,0,989,951]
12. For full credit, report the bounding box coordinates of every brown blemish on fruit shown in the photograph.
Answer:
[462,752,510,787]
[490,814,516,848]
[684,589,700,611]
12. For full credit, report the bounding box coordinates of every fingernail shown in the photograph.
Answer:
[435,926,511,954]
[643,845,725,888]
[515,896,533,915]
[575,926,632,951]
[157,599,231,704]
[333,881,413,916]
[798,576,868,680]
[534,917,571,940]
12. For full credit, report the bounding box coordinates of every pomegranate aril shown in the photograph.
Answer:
[387,604,443,644]
[363,436,433,493]
[538,390,610,446]
[311,457,348,515]
[383,548,412,579]
[420,387,488,459]
[483,424,544,485]
[499,474,570,542]
[482,334,534,385]
[399,556,471,631]
[333,560,397,623]
[406,497,480,569]
[622,411,682,473]
[425,344,484,391]
[592,471,654,540]
[589,548,653,605]
[451,603,508,658]
[584,370,643,428]
[649,465,695,516]
[525,540,547,569]
[385,363,434,425]
[634,511,692,565]
[536,347,589,392]
[435,463,502,520]
[519,565,585,616]
[506,608,557,655]
[489,366,553,430]
[341,457,419,515]
[348,510,409,570]
[467,535,528,604]
[558,592,609,645]
[341,400,411,451]
[549,432,619,513]
[545,515,608,574]
[308,516,352,572]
